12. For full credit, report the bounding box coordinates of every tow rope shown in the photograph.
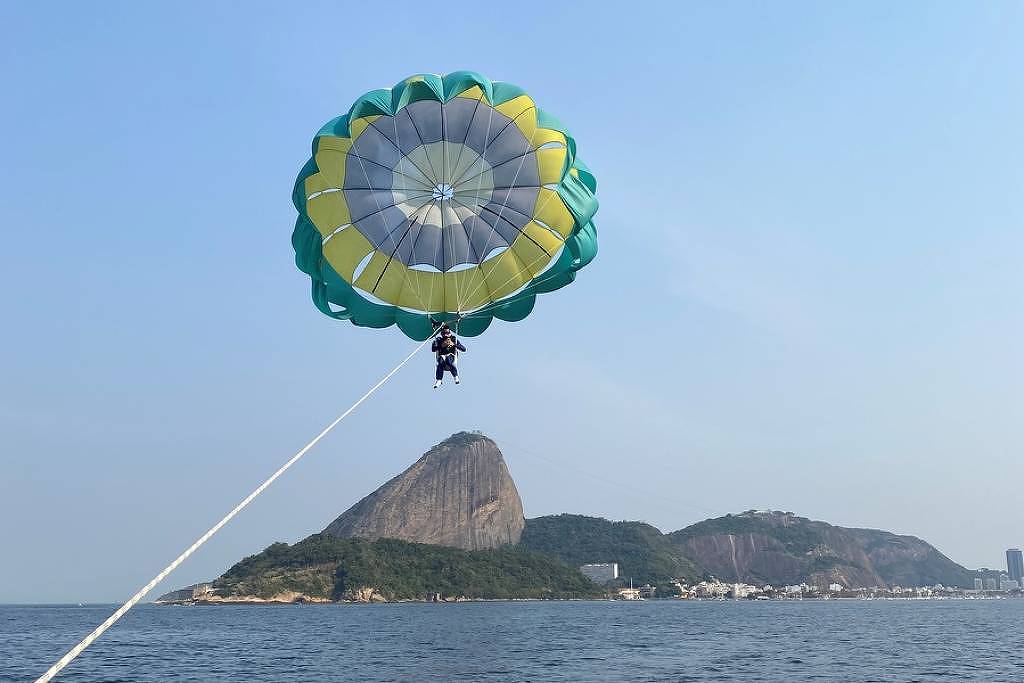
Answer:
[35,337,432,682]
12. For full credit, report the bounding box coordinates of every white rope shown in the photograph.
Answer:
[35,337,433,683]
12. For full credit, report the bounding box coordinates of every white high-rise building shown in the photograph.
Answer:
[580,563,619,583]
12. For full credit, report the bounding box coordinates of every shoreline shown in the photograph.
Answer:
[153,594,1021,606]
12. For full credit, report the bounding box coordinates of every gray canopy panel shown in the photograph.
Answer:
[342,97,540,272]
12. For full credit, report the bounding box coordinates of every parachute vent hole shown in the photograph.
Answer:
[352,252,375,281]
[322,223,352,245]
[542,183,559,191]
[538,141,565,150]
[307,188,343,201]
[482,246,508,262]
[533,219,563,241]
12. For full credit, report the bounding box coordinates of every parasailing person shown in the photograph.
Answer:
[431,323,466,388]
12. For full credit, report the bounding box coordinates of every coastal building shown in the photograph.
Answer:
[1007,549,1024,584]
[693,580,730,598]
[729,583,758,599]
[974,578,984,591]
[638,584,656,599]
[579,563,619,584]
[617,587,642,600]
[984,578,997,591]
[828,583,844,592]
[999,575,1019,591]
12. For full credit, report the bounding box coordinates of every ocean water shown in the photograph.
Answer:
[3,600,1021,682]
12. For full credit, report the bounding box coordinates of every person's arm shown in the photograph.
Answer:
[456,340,467,352]
[431,339,439,353]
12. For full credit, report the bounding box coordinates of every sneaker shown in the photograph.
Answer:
[433,380,442,389]
[454,376,460,384]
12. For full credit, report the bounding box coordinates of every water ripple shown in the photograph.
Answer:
[3,600,1023,682]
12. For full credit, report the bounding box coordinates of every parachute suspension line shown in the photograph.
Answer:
[336,155,430,192]
[368,116,435,184]
[357,113,430,314]
[449,94,482,194]
[393,114,438,317]
[455,113,549,312]
[451,95,486,315]
[459,248,568,322]
[439,99,454,314]
[449,106,522,187]
[457,98,499,313]
[456,101,496,310]
[459,271,538,321]
[403,99,443,315]
[389,115,434,313]
[34,337,433,683]
[371,201,434,296]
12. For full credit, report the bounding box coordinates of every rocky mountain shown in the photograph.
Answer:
[165,434,978,604]
[842,526,975,588]
[517,511,973,589]
[323,432,525,551]
[668,510,973,589]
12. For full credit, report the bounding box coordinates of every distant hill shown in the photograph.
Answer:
[324,432,524,551]
[668,511,974,589]
[517,511,973,590]
[519,514,699,583]
[842,526,975,588]
[213,534,599,602]
[166,434,979,603]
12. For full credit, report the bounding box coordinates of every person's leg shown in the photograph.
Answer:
[434,362,443,388]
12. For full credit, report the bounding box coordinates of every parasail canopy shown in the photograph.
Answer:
[292,71,598,340]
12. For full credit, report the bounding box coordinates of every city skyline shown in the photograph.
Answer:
[1006,549,1023,584]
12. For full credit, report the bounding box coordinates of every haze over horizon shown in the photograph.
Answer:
[2,1,1022,602]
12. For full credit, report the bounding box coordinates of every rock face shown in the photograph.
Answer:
[668,510,973,588]
[323,432,524,550]
[843,526,975,588]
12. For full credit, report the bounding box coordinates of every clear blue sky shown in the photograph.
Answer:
[1,2,1021,602]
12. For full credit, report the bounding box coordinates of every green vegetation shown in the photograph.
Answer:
[212,512,975,599]
[519,514,699,583]
[653,582,682,598]
[215,534,601,601]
